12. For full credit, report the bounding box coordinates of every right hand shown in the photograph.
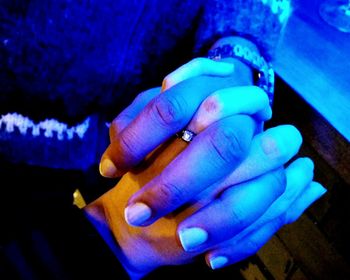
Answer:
[86,130,325,278]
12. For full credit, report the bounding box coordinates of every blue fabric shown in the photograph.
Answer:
[0,114,107,170]
[0,0,285,170]
[0,0,202,169]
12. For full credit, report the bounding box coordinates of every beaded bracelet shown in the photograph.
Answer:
[207,44,275,106]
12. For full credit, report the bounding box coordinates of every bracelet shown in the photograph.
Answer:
[207,44,275,105]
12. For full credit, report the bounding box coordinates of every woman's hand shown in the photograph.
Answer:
[86,132,325,277]
[87,56,326,278]
[100,57,272,227]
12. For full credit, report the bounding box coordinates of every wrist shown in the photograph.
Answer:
[208,36,260,85]
[208,36,275,105]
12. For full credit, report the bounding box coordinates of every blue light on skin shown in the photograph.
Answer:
[209,256,229,270]
[178,227,208,252]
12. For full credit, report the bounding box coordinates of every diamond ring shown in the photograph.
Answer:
[177,129,196,143]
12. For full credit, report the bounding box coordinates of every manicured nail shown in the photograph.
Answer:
[209,256,228,270]
[178,227,208,251]
[99,158,118,178]
[124,202,152,226]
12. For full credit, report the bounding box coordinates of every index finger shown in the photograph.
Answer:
[100,72,241,177]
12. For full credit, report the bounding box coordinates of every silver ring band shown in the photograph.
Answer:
[177,129,196,143]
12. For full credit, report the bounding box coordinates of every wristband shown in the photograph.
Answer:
[207,43,275,105]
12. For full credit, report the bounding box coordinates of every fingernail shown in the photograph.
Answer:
[209,256,228,270]
[178,227,208,251]
[124,202,152,226]
[99,158,118,178]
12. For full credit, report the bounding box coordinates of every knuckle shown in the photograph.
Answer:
[118,130,140,161]
[208,124,248,164]
[150,95,185,128]
[260,135,286,162]
[262,125,303,162]
[201,93,222,115]
[192,94,222,131]
[157,179,187,208]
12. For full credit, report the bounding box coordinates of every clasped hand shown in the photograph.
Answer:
[86,58,326,279]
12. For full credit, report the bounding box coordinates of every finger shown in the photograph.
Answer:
[175,167,286,252]
[254,106,273,123]
[206,218,283,269]
[109,87,162,140]
[204,181,327,270]
[283,181,327,224]
[100,74,243,178]
[124,115,256,227]
[113,59,235,136]
[213,157,315,244]
[225,125,303,186]
[161,58,235,92]
[256,157,314,224]
[191,124,303,207]
[114,57,233,131]
[178,156,314,255]
[187,86,271,134]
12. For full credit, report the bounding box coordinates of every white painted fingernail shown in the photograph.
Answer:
[178,227,208,251]
[124,202,152,226]
[209,256,228,270]
[99,158,118,178]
